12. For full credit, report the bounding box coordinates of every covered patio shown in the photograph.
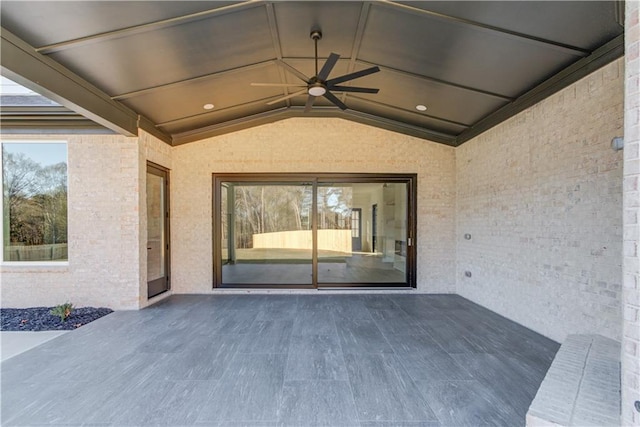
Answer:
[1,1,639,425]
[1,294,558,426]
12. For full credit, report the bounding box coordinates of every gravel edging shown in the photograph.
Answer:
[1,307,113,331]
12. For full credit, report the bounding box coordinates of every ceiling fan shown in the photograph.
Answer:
[252,30,380,112]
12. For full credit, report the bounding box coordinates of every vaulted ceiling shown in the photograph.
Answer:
[0,1,625,146]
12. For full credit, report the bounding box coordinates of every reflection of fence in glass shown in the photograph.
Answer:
[229,184,313,249]
[2,143,68,262]
[5,243,68,261]
[252,229,352,253]
[223,184,361,254]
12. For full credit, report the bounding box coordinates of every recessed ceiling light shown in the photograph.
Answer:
[415,104,427,111]
[203,103,214,110]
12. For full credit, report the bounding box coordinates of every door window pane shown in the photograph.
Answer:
[221,183,313,285]
[2,142,68,262]
[147,165,169,298]
[147,173,165,282]
[317,182,408,284]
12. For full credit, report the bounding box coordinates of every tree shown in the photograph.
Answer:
[2,150,67,253]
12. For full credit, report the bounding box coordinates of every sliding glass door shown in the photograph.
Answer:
[317,182,408,285]
[213,174,415,288]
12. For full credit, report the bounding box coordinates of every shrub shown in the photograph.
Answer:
[50,302,73,322]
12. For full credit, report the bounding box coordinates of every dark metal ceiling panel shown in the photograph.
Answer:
[0,1,625,146]
[121,63,284,124]
[282,58,350,84]
[274,2,362,59]
[396,1,623,51]
[345,97,467,137]
[359,3,583,97]
[47,6,275,95]
[0,1,241,47]
[352,67,508,125]
[159,101,279,135]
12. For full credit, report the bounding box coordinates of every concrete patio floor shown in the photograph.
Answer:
[1,331,68,362]
[1,294,559,426]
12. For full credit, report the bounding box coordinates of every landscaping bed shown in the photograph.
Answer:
[1,306,113,331]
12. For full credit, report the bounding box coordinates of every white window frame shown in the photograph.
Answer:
[0,139,69,266]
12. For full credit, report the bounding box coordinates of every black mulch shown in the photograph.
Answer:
[1,307,113,331]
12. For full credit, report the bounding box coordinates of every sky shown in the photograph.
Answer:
[0,76,36,95]
[2,143,67,166]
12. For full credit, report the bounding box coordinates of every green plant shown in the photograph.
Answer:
[50,302,73,322]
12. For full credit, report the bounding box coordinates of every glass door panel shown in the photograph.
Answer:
[221,182,313,285]
[147,165,169,298]
[317,182,408,285]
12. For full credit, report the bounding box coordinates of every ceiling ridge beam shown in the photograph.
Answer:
[156,96,279,127]
[357,60,513,101]
[340,2,373,103]
[264,2,292,108]
[35,1,265,55]
[455,33,624,146]
[116,56,502,105]
[172,107,289,144]
[171,106,457,146]
[380,1,591,57]
[346,95,471,128]
[338,108,456,144]
[112,60,276,100]
[1,27,140,136]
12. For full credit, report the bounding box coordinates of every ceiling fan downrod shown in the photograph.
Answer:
[311,30,322,77]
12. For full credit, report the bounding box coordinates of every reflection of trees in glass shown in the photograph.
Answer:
[2,151,68,249]
[228,184,354,249]
[233,185,311,249]
[317,186,352,230]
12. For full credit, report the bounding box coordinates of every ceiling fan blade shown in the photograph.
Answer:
[328,85,379,94]
[266,89,308,105]
[276,59,310,83]
[304,95,317,113]
[326,66,380,86]
[323,90,348,110]
[251,83,306,88]
[317,53,340,81]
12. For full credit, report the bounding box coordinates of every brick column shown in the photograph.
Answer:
[623,1,640,425]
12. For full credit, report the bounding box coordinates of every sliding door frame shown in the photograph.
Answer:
[212,173,417,289]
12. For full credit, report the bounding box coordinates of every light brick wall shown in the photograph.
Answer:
[623,0,640,424]
[171,118,456,294]
[1,134,142,309]
[456,58,625,343]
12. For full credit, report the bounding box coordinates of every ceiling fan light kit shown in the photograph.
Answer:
[253,29,380,112]
[308,85,326,97]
